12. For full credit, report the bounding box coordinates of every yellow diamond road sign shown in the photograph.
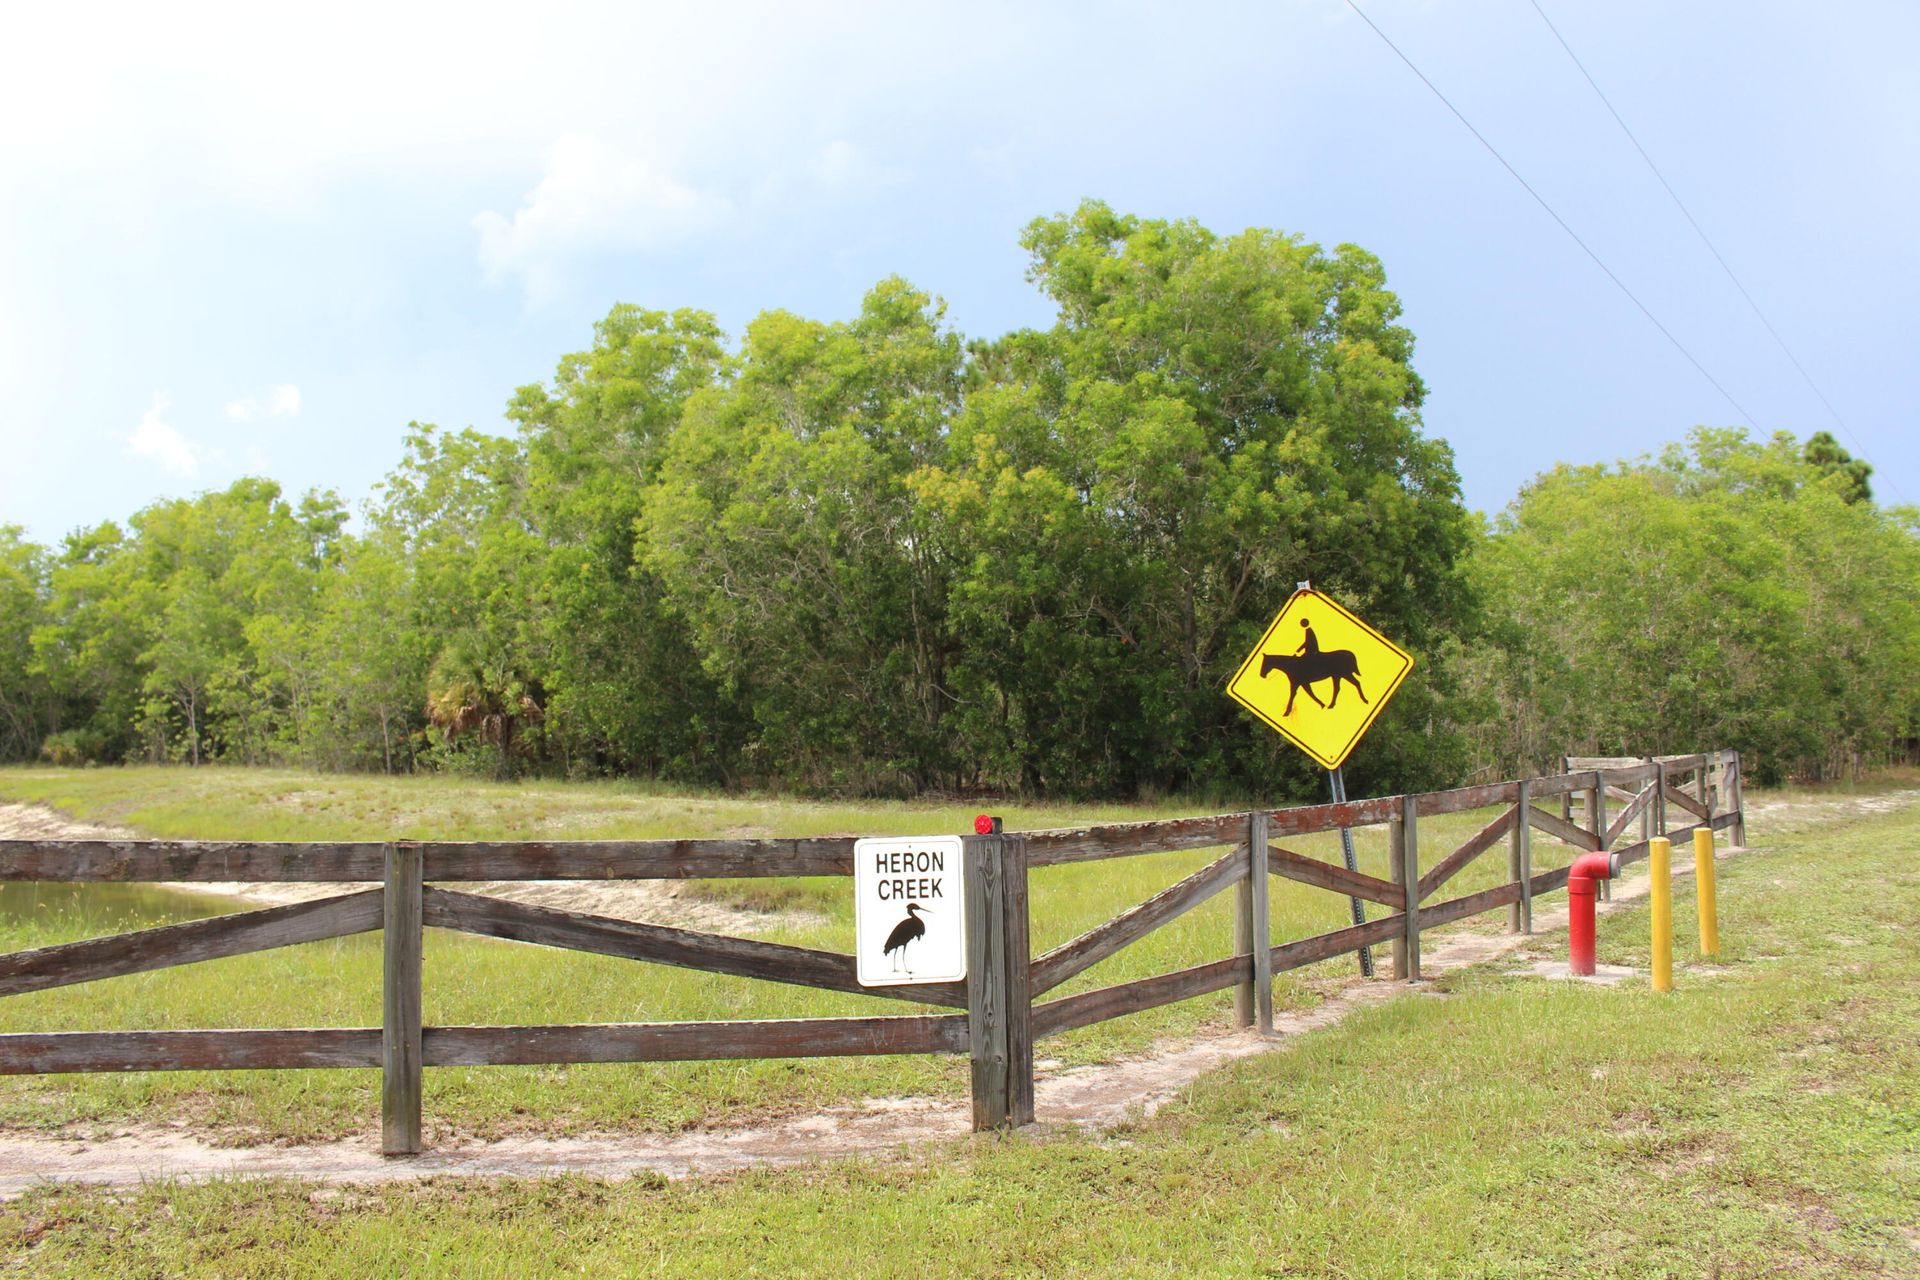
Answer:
[1227,589,1413,771]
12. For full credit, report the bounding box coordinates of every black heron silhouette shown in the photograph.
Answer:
[882,903,930,973]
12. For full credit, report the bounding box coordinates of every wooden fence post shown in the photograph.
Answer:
[381,841,423,1156]
[1390,794,1420,982]
[1239,813,1272,1032]
[965,830,1033,1130]
[1728,750,1747,847]
[1641,756,1656,845]
[1590,772,1608,900]
[1509,780,1532,934]
[1654,760,1668,837]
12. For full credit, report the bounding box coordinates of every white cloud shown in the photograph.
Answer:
[127,394,200,476]
[810,139,910,191]
[225,383,302,421]
[472,134,730,302]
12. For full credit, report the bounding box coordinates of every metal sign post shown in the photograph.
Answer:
[1228,579,1410,980]
[1328,765,1373,977]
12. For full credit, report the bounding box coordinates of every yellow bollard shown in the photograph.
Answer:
[1649,836,1673,993]
[1694,827,1720,958]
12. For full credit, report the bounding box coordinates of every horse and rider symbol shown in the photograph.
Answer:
[1259,617,1368,717]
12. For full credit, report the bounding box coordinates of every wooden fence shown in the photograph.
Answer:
[0,750,1745,1148]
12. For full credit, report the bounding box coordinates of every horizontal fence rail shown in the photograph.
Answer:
[0,749,1746,1146]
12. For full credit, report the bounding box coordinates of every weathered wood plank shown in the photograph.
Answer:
[419,839,857,880]
[1605,785,1654,846]
[966,832,1011,1129]
[1268,911,1406,974]
[1031,954,1248,1040]
[1266,843,1402,909]
[1528,863,1574,898]
[422,888,968,1010]
[0,1028,380,1074]
[0,890,383,997]
[1417,806,1517,901]
[1248,814,1273,1033]
[1267,796,1401,837]
[0,840,386,882]
[1525,805,1602,850]
[1389,805,1410,980]
[1004,836,1034,1126]
[1511,778,1533,933]
[1398,794,1420,980]
[1024,814,1245,866]
[1527,772,1593,801]
[423,1016,968,1065]
[1032,846,1245,996]
[1661,785,1709,821]
[382,842,423,1156]
[1413,781,1521,817]
[0,837,865,882]
[1418,880,1523,930]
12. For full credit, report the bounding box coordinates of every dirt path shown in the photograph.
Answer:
[0,789,1910,1198]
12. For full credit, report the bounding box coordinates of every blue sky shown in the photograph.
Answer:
[3,0,1914,546]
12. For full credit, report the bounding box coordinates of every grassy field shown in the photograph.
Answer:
[1,774,1915,1275]
[0,765,1601,1141]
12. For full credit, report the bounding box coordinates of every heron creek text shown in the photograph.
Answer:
[872,847,949,901]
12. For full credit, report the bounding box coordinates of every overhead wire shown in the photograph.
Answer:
[1526,0,1899,503]
[1341,0,1759,429]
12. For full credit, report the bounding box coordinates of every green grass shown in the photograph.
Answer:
[4,777,1917,1276]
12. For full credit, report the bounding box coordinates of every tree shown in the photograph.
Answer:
[0,527,54,761]
[508,305,742,780]
[1802,430,1873,503]
[918,201,1476,795]
[643,279,967,791]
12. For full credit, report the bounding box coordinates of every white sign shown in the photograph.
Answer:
[854,835,967,987]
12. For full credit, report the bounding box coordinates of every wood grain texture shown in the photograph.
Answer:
[382,842,423,1156]
[0,1028,380,1074]
[1030,954,1249,1040]
[1512,778,1533,934]
[1268,911,1406,974]
[0,840,385,882]
[966,832,1011,1129]
[1031,846,1245,996]
[1267,843,1402,909]
[1418,880,1523,930]
[1398,794,1421,981]
[1661,785,1709,821]
[0,890,383,997]
[1417,806,1517,901]
[422,887,967,1010]
[422,1016,968,1065]
[1248,814,1273,1034]
[1605,785,1654,846]
[1525,805,1603,850]
[1267,796,1401,837]
[1412,781,1521,817]
[1024,814,1246,866]
[419,838,857,880]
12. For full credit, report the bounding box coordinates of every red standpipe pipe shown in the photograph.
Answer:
[1567,851,1616,976]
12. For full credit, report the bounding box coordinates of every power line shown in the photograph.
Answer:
[1527,0,1898,502]
[1341,0,1759,430]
